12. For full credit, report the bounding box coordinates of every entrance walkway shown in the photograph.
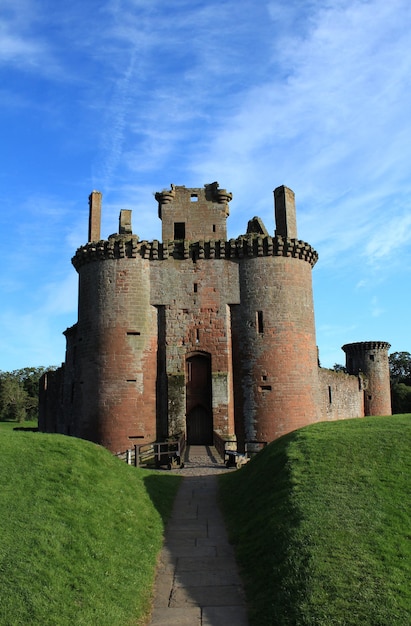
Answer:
[148,446,249,626]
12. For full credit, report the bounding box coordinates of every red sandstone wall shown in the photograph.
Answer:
[232,255,320,444]
[150,257,240,440]
[73,252,157,453]
[159,185,229,242]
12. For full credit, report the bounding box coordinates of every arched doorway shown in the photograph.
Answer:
[186,353,213,444]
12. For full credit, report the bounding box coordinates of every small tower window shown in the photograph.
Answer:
[328,386,332,404]
[213,224,216,232]
[369,354,375,361]
[190,194,198,202]
[174,222,185,239]
[257,310,264,334]
[193,283,198,293]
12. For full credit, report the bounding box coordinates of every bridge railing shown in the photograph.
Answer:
[131,433,186,469]
[213,431,237,460]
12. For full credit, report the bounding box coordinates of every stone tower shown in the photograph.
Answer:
[231,185,320,444]
[342,341,392,416]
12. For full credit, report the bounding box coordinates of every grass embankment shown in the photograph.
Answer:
[219,415,411,626]
[0,422,181,626]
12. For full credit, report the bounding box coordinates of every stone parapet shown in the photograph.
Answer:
[72,233,318,270]
[342,341,391,354]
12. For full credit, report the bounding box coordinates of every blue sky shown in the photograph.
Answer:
[1,0,410,371]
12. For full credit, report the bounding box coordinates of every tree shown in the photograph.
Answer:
[0,374,29,422]
[0,366,57,422]
[389,352,411,415]
[389,352,411,385]
[333,363,347,373]
[391,383,411,414]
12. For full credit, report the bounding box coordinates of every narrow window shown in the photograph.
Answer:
[257,310,264,334]
[196,329,200,343]
[369,354,375,361]
[328,385,332,404]
[193,283,198,293]
[259,385,272,392]
[174,222,185,239]
[127,379,137,382]
[127,331,141,336]
[212,224,216,232]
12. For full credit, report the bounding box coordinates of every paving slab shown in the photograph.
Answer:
[147,445,249,625]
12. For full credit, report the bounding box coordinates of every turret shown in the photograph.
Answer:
[342,341,392,416]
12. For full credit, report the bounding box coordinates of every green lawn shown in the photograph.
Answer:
[2,416,410,625]
[0,423,181,626]
[219,415,411,626]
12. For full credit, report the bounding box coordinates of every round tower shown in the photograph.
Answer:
[342,341,391,416]
[69,197,158,453]
[232,186,320,445]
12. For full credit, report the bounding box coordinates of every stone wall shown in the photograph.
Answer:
[318,368,364,421]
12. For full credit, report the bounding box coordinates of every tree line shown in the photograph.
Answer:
[389,351,411,413]
[0,367,56,423]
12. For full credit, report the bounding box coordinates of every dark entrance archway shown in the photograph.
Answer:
[186,353,213,444]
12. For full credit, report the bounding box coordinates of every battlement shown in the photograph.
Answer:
[342,341,391,355]
[72,233,318,270]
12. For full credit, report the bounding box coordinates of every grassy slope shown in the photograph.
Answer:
[219,415,411,626]
[0,424,181,626]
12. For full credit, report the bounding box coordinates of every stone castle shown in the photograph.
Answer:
[39,183,392,454]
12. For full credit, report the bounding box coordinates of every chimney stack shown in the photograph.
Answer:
[88,191,102,242]
[274,185,297,239]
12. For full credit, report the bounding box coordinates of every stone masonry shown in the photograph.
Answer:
[39,183,392,453]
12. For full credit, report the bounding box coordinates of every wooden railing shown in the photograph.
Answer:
[133,433,186,469]
[213,431,236,460]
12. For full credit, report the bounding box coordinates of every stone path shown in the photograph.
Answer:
[148,446,249,626]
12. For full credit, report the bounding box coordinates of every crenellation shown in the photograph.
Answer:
[72,232,319,268]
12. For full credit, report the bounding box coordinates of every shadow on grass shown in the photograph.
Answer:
[13,426,39,432]
[142,473,182,525]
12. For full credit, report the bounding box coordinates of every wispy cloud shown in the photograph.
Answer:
[1,0,410,369]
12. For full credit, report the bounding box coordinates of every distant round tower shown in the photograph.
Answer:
[232,186,320,445]
[342,341,392,416]
[68,194,157,453]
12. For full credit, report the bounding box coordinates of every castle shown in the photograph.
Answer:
[39,183,392,454]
